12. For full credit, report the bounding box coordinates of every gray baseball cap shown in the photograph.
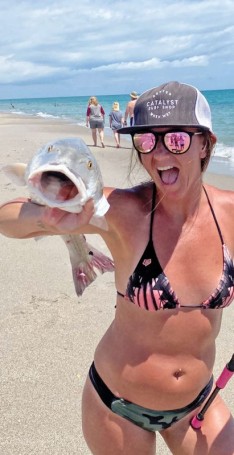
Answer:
[119,81,213,134]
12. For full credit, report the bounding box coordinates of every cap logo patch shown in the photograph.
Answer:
[146,89,179,119]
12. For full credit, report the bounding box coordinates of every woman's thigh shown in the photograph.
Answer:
[82,376,156,455]
[161,395,234,455]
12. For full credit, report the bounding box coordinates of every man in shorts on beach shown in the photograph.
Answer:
[124,91,138,126]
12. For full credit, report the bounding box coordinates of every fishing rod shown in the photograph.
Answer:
[191,353,234,430]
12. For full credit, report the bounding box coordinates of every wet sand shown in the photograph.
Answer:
[0,115,233,454]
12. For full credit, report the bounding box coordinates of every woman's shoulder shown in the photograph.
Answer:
[205,183,234,219]
[205,183,234,202]
[104,182,153,215]
[205,184,234,254]
[103,183,153,237]
[105,181,152,199]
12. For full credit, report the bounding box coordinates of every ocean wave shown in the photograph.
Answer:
[214,142,234,160]
[10,110,28,116]
[36,111,60,119]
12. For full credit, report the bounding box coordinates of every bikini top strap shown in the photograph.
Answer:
[149,184,156,240]
[148,186,223,243]
[203,186,224,244]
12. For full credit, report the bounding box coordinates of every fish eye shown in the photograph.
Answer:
[87,160,93,169]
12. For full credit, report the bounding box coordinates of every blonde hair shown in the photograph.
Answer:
[112,101,119,111]
[89,96,98,106]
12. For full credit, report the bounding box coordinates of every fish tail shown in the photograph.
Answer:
[86,243,115,274]
[72,261,97,296]
[63,235,114,297]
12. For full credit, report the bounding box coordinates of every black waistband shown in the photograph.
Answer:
[89,362,115,408]
[89,361,213,413]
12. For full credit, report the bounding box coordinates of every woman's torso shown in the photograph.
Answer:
[88,103,103,120]
[109,110,123,130]
[94,183,234,410]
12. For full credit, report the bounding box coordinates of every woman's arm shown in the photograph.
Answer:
[0,198,95,239]
[86,106,91,126]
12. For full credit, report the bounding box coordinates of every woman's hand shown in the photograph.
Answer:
[41,199,95,233]
[40,181,95,234]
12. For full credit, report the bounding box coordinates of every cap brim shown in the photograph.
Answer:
[118,124,210,134]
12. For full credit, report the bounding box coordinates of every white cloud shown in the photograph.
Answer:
[86,55,209,72]
[0,55,64,84]
[0,0,233,97]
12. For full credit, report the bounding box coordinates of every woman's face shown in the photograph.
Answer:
[138,128,207,197]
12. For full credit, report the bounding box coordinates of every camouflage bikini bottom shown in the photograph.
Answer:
[89,362,213,432]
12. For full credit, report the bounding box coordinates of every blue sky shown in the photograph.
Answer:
[1,0,234,99]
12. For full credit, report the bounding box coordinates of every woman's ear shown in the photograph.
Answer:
[200,132,217,159]
[210,132,217,147]
[200,141,207,159]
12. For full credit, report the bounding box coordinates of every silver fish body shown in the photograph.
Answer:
[2,137,114,296]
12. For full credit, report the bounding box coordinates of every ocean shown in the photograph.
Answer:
[0,90,233,177]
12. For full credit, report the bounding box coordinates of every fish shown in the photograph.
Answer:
[2,137,115,296]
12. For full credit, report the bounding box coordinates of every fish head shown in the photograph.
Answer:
[2,137,110,228]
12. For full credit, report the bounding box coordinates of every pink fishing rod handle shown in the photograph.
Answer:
[216,368,233,388]
[190,415,203,429]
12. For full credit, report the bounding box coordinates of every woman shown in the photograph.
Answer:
[109,101,124,148]
[1,81,234,454]
[86,96,105,147]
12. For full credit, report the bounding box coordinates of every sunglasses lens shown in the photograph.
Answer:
[133,131,193,154]
[164,132,191,153]
[133,133,156,153]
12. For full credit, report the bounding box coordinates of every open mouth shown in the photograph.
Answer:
[39,171,79,201]
[157,166,179,185]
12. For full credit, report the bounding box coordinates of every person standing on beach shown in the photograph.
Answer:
[86,96,105,148]
[0,81,234,454]
[124,90,138,126]
[109,101,124,148]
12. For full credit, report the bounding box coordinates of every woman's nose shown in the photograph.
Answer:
[153,136,167,155]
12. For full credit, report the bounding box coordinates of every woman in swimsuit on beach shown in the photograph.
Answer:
[0,81,234,454]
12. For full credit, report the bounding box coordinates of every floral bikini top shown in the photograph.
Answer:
[117,186,234,311]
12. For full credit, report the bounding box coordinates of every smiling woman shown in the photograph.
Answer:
[0,81,234,455]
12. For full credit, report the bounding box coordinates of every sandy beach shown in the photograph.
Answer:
[0,115,233,455]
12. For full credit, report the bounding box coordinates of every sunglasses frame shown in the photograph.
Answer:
[131,130,203,155]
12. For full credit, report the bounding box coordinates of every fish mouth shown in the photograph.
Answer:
[40,171,79,201]
[27,166,88,211]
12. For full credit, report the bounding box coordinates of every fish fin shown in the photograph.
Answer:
[61,234,97,296]
[2,163,27,186]
[71,245,114,296]
[86,242,115,274]
[89,215,108,231]
[63,234,114,296]
[94,195,110,216]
